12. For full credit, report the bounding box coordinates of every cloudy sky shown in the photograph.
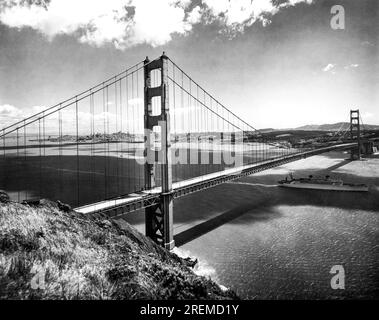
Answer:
[0,0,378,129]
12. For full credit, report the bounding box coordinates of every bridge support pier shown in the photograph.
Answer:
[144,53,174,250]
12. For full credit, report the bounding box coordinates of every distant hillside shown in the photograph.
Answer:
[294,122,379,131]
[258,128,276,133]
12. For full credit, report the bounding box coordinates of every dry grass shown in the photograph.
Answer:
[0,200,236,300]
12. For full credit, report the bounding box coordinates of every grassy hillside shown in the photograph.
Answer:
[0,200,236,300]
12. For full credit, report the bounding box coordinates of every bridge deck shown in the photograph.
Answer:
[74,143,355,217]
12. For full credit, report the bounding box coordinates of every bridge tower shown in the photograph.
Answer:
[143,53,175,250]
[350,109,361,160]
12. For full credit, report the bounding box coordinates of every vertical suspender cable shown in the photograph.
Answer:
[131,71,135,191]
[2,130,5,194]
[89,92,94,192]
[188,76,190,178]
[24,123,27,200]
[115,77,120,196]
[106,86,110,198]
[196,84,201,176]
[38,118,42,198]
[58,108,62,197]
[189,78,192,179]
[119,79,123,194]
[42,113,46,197]
[182,73,185,179]
[76,98,79,206]
[16,128,19,202]
[173,63,177,183]
[126,75,130,193]
[102,83,107,199]
[136,66,141,190]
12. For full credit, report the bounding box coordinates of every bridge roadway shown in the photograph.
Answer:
[74,142,356,217]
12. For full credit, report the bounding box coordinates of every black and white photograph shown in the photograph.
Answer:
[0,0,378,308]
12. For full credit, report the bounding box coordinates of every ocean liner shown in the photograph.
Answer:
[278,174,368,192]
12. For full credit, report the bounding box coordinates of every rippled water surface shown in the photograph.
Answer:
[123,152,379,299]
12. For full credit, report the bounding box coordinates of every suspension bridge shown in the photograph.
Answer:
[0,53,376,249]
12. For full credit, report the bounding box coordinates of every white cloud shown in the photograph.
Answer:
[344,63,359,69]
[186,6,202,24]
[0,104,23,118]
[322,63,335,72]
[202,0,314,34]
[0,105,58,127]
[0,104,28,128]
[0,0,314,48]
[362,112,373,119]
[126,0,192,48]
[0,0,126,39]
[0,0,194,48]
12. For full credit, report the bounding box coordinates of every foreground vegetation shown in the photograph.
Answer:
[0,199,236,299]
